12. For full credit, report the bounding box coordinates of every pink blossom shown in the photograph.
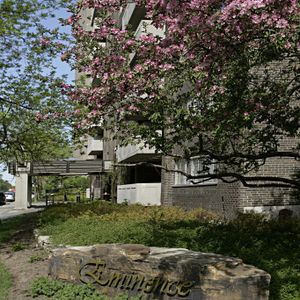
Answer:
[160,64,174,71]
[140,35,157,43]
[60,83,71,89]
[35,113,43,122]
[102,73,109,82]
[284,41,292,49]
[124,39,135,49]
[69,0,300,133]
[74,109,81,115]
[134,65,144,72]
[67,16,74,25]
[128,105,139,111]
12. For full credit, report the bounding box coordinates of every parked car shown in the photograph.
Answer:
[0,192,6,205]
[4,191,15,202]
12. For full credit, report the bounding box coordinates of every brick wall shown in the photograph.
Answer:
[239,156,299,207]
[161,154,299,218]
[172,181,241,219]
[160,156,175,206]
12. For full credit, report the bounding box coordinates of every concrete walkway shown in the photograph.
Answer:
[0,202,45,221]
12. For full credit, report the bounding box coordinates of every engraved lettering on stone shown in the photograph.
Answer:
[79,260,194,297]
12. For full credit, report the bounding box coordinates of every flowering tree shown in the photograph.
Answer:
[0,0,73,162]
[69,0,300,189]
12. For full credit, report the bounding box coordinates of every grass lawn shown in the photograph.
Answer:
[0,262,12,300]
[36,202,300,300]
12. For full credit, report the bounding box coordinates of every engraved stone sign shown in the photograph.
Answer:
[49,244,270,300]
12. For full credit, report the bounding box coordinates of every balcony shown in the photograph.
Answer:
[116,143,160,163]
[117,183,161,205]
[134,19,165,39]
[120,2,146,31]
[127,20,165,65]
[87,139,103,155]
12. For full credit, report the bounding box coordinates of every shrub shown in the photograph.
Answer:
[38,203,216,246]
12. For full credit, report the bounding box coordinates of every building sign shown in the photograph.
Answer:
[79,259,193,298]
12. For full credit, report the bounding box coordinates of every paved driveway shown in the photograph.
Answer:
[0,202,45,221]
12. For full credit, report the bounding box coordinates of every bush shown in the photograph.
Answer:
[38,203,216,246]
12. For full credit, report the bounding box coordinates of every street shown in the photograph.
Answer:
[0,202,45,221]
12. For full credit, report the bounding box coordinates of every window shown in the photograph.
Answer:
[174,156,217,186]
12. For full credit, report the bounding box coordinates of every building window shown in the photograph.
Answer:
[174,157,217,186]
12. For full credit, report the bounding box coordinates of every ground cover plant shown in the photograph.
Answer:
[37,202,300,300]
[31,277,141,299]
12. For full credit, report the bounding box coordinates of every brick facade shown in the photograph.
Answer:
[172,182,241,219]
[84,4,300,217]
[162,152,299,219]
[161,139,299,218]
[163,54,300,218]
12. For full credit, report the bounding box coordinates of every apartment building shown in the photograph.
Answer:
[77,2,300,218]
[72,7,115,200]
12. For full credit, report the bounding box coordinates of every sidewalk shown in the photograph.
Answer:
[0,202,45,221]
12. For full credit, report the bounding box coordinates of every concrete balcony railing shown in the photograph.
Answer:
[134,19,165,39]
[116,143,158,163]
[117,183,161,206]
[121,2,136,29]
[127,20,165,64]
[87,139,103,155]
[120,2,146,31]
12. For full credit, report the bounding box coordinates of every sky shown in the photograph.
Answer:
[1,7,74,185]
[43,7,74,83]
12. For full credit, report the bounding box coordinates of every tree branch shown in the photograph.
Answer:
[114,162,300,189]
[0,96,34,110]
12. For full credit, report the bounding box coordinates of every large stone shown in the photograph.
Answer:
[49,244,270,300]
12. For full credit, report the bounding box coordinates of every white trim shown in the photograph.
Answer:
[174,156,217,186]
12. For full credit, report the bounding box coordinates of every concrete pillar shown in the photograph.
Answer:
[15,173,32,209]
[89,174,102,199]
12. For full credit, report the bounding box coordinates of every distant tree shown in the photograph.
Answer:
[0,0,74,162]
[43,175,89,193]
[62,176,89,191]
[0,174,11,192]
